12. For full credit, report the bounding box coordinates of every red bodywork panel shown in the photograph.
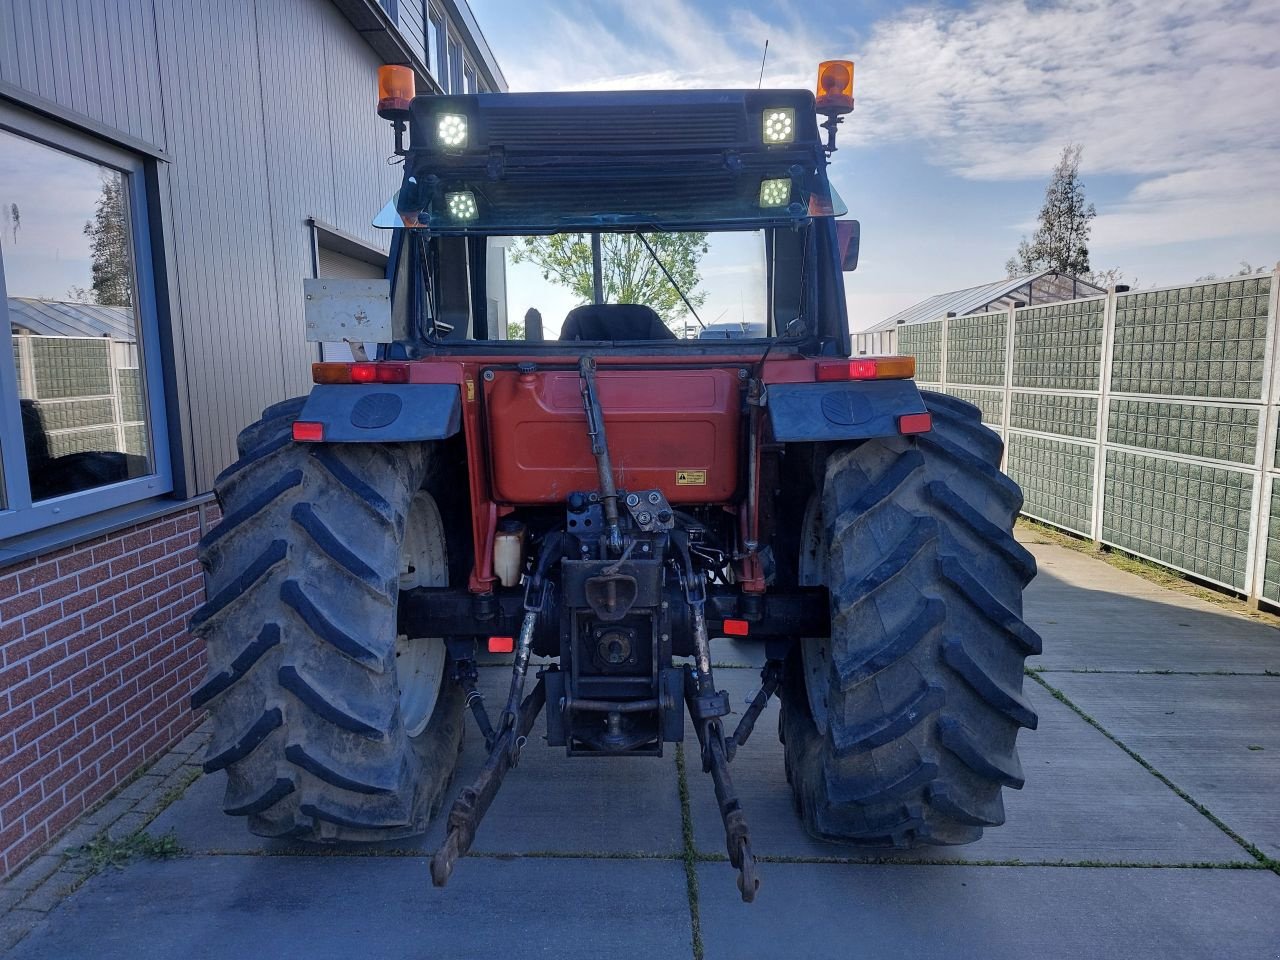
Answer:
[310,353,917,593]
[483,367,743,504]
[392,352,819,592]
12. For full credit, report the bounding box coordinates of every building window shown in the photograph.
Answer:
[464,62,477,94]
[427,7,443,82]
[0,113,170,539]
[447,35,462,94]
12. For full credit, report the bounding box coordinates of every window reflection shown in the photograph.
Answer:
[1,128,151,502]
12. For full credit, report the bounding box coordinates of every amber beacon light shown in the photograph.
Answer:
[377,64,415,121]
[816,60,855,114]
[814,59,855,154]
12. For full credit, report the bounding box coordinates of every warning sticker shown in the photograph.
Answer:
[675,470,707,486]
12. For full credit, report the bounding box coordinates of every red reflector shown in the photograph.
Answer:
[898,412,933,435]
[723,619,750,637]
[292,421,325,442]
[350,362,378,383]
[487,636,514,654]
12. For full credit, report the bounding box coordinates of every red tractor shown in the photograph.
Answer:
[191,61,1039,901]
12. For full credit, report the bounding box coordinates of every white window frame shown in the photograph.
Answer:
[427,6,445,84]
[0,105,172,540]
[447,32,462,94]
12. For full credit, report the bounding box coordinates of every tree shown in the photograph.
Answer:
[1195,261,1268,282]
[510,232,708,326]
[1005,144,1096,279]
[83,174,132,307]
[507,320,525,339]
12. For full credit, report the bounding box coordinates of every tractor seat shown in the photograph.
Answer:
[559,304,676,341]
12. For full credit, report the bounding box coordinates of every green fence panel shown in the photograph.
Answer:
[45,427,119,459]
[1262,484,1280,603]
[123,424,148,456]
[26,337,112,400]
[898,320,942,384]
[118,368,144,423]
[1006,433,1094,535]
[936,385,1003,427]
[1108,399,1258,465]
[1102,450,1253,589]
[1012,298,1105,391]
[33,398,116,432]
[1009,392,1097,440]
[1110,278,1271,399]
[946,312,1006,386]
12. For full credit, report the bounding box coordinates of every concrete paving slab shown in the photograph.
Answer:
[152,665,684,858]
[686,669,1250,864]
[1045,672,1280,858]
[7,855,691,960]
[1025,544,1280,673]
[697,861,1280,960]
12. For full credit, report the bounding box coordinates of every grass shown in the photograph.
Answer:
[72,829,186,874]
[675,743,704,960]
[153,768,202,816]
[1026,671,1280,877]
[1017,517,1280,628]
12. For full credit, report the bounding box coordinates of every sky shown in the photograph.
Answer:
[469,0,1280,330]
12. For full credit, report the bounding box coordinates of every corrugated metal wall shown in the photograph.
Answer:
[1,0,166,146]
[899,268,1280,603]
[2,0,405,491]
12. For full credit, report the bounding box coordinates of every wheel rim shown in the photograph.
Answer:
[798,493,830,735]
[396,491,449,738]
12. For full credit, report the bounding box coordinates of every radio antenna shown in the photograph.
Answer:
[757,39,769,88]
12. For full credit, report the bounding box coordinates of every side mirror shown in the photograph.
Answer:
[836,219,860,272]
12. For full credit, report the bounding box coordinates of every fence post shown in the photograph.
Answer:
[1001,304,1016,472]
[1245,262,1280,605]
[939,312,950,390]
[1090,285,1119,546]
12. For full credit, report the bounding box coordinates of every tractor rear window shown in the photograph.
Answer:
[494,230,768,341]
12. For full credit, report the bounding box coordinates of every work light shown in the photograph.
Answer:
[762,108,795,144]
[758,178,791,208]
[445,191,478,220]
[437,113,468,148]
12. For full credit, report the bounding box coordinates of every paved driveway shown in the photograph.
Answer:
[4,536,1279,959]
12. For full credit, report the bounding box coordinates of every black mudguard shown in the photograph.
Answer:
[765,379,928,442]
[298,384,461,442]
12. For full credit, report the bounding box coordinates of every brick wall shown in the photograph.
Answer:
[0,505,209,879]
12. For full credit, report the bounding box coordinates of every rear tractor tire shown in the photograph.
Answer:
[191,398,465,842]
[781,390,1041,848]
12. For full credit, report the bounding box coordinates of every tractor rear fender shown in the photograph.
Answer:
[297,384,462,442]
[765,379,928,442]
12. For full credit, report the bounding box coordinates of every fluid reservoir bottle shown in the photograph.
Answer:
[493,519,527,588]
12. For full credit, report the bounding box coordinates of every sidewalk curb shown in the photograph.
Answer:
[0,724,210,952]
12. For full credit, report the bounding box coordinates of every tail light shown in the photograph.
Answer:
[814,357,915,381]
[313,362,411,384]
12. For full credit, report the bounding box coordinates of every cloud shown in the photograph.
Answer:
[854,0,1280,248]
[488,0,1280,252]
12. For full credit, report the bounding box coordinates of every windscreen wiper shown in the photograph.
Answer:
[635,233,705,329]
